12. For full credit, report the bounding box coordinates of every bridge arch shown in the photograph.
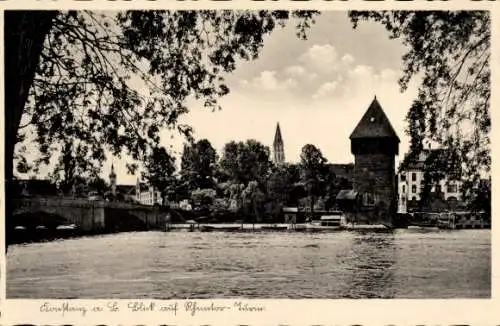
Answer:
[9,211,70,231]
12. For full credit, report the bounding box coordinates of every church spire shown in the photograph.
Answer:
[273,122,285,165]
[274,122,283,145]
[109,163,117,197]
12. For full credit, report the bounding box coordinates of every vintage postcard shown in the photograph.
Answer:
[1,0,498,325]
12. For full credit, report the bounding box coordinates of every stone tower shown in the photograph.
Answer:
[109,163,117,197]
[273,122,285,165]
[350,96,399,223]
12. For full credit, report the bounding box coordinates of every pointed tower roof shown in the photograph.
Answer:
[350,96,400,141]
[110,163,116,177]
[273,122,283,144]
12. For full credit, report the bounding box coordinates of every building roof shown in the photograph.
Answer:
[116,185,135,195]
[350,97,400,141]
[273,122,283,145]
[401,148,447,170]
[327,163,354,180]
[336,189,358,200]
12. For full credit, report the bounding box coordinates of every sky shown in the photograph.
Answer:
[26,11,421,186]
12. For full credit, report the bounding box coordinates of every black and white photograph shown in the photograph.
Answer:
[5,9,491,300]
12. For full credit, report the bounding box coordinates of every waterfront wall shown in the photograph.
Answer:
[10,197,165,232]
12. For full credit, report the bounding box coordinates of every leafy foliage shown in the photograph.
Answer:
[350,11,490,188]
[180,139,217,191]
[142,146,176,205]
[12,10,318,178]
[267,163,300,206]
[299,144,327,213]
[191,188,217,211]
[88,176,109,197]
[242,180,266,222]
[48,141,101,194]
[219,139,272,187]
[467,178,491,217]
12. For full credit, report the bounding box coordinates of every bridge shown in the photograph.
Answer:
[9,197,168,232]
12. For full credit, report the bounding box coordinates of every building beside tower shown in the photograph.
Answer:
[273,122,285,165]
[135,178,162,206]
[397,149,463,214]
[345,96,400,225]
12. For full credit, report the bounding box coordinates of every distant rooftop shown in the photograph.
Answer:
[350,96,400,141]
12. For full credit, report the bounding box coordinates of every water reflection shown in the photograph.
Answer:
[7,230,490,299]
[344,231,396,298]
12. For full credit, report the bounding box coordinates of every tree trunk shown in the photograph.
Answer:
[5,11,57,251]
[311,195,314,220]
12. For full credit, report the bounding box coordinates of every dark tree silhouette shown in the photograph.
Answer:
[6,9,318,193]
[299,144,327,217]
[350,11,490,188]
[180,139,218,191]
[142,146,176,206]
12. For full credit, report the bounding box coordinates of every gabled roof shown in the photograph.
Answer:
[273,122,283,145]
[116,184,135,195]
[336,189,358,200]
[350,97,400,141]
[401,148,448,170]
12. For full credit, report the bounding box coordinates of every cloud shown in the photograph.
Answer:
[299,44,339,73]
[240,70,299,92]
[284,65,306,77]
[311,64,400,101]
[344,65,399,93]
[341,54,355,66]
[312,81,339,99]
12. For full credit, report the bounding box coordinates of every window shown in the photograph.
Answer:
[363,193,375,206]
[411,172,417,181]
[447,183,458,193]
[400,174,406,182]
[402,197,406,204]
[402,185,406,193]
[412,196,417,202]
[412,185,417,193]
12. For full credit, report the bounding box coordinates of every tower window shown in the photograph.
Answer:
[435,185,442,193]
[447,183,457,193]
[400,174,406,182]
[411,185,417,193]
[411,172,417,181]
[402,185,406,193]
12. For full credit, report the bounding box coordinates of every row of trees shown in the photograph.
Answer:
[142,139,351,222]
[7,10,490,219]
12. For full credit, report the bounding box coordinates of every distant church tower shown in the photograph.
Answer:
[273,122,285,165]
[350,96,400,224]
[109,164,117,197]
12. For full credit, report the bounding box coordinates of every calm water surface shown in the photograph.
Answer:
[7,229,490,298]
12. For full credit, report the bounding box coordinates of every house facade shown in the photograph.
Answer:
[397,150,462,213]
[135,179,162,206]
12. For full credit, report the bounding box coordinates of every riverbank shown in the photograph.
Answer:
[166,222,391,232]
[4,222,400,245]
[10,220,489,246]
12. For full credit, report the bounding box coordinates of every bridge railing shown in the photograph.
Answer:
[11,197,158,211]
